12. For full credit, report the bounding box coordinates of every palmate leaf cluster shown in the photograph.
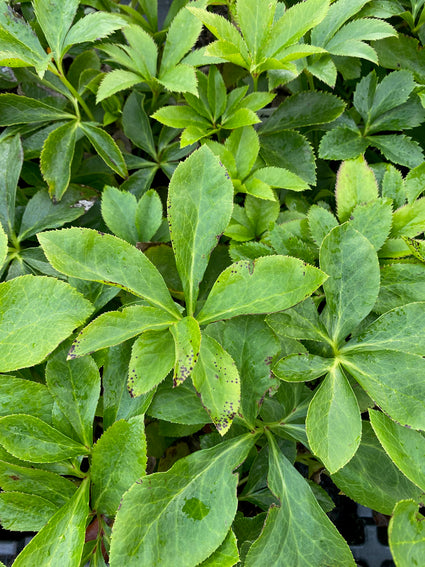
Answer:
[0,0,424,566]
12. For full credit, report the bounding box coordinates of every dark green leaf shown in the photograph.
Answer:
[40,121,77,201]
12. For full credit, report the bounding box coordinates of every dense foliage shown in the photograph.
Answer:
[0,0,425,565]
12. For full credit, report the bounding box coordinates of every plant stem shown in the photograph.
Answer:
[52,63,95,121]
[252,73,259,92]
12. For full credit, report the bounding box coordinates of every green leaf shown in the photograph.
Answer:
[128,329,175,396]
[109,434,255,567]
[306,366,361,473]
[38,228,181,318]
[260,130,316,185]
[205,316,280,427]
[266,297,330,342]
[308,205,338,248]
[391,198,425,238]
[170,316,201,387]
[45,343,100,446]
[389,500,425,566]
[40,120,77,201]
[63,12,126,54]
[197,256,327,325]
[122,91,155,157]
[320,224,380,343]
[341,350,425,430]
[346,302,425,356]
[0,461,76,506]
[199,529,239,567]
[91,416,147,516]
[261,92,345,134]
[0,376,53,423]
[369,409,425,492]
[375,263,425,314]
[405,162,425,203]
[136,189,163,242]
[224,126,258,180]
[0,492,59,531]
[207,65,227,122]
[158,63,198,95]
[335,156,379,222]
[0,94,75,125]
[318,126,368,160]
[236,0,276,63]
[148,375,210,425]
[192,334,240,435]
[245,435,355,566]
[0,275,93,372]
[168,146,233,315]
[18,188,85,241]
[96,69,142,103]
[33,0,79,60]
[152,105,210,129]
[79,122,127,178]
[274,353,333,382]
[101,185,138,244]
[332,421,422,515]
[382,164,406,209]
[68,305,176,358]
[13,477,89,567]
[369,134,424,169]
[0,134,22,237]
[221,107,260,129]
[0,415,88,463]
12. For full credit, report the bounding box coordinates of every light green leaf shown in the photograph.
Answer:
[160,1,204,74]
[345,302,425,356]
[320,224,380,343]
[225,126,258,180]
[0,94,75,125]
[152,105,210,129]
[199,529,239,567]
[63,12,126,54]
[205,316,279,427]
[274,353,333,382]
[0,134,22,237]
[308,205,338,248]
[197,256,327,325]
[335,156,379,222]
[96,69,142,103]
[237,0,276,63]
[192,334,239,435]
[370,134,424,169]
[38,228,180,318]
[389,500,425,566]
[221,107,260,129]
[33,0,79,60]
[170,316,201,386]
[348,198,393,250]
[245,435,355,566]
[40,120,77,201]
[91,416,147,516]
[158,63,198,95]
[128,329,175,396]
[252,166,309,191]
[206,65,227,122]
[391,198,425,238]
[68,305,176,358]
[109,434,255,567]
[265,0,329,57]
[0,492,59,532]
[46,343,100,446]
[79,122,127,178]
[0,275,93,372]
[405,162,425,203]
[342,350,425,430]
[0,415,88,463]
[101,185,138,244]
[306,366,361,473]
[0,461,76,507]
[369,409,425,492]
[0,376,53,423]
[332,421,422,516]
[13,477,90,567]
[136,189,163,242]
[168,145,233,315]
